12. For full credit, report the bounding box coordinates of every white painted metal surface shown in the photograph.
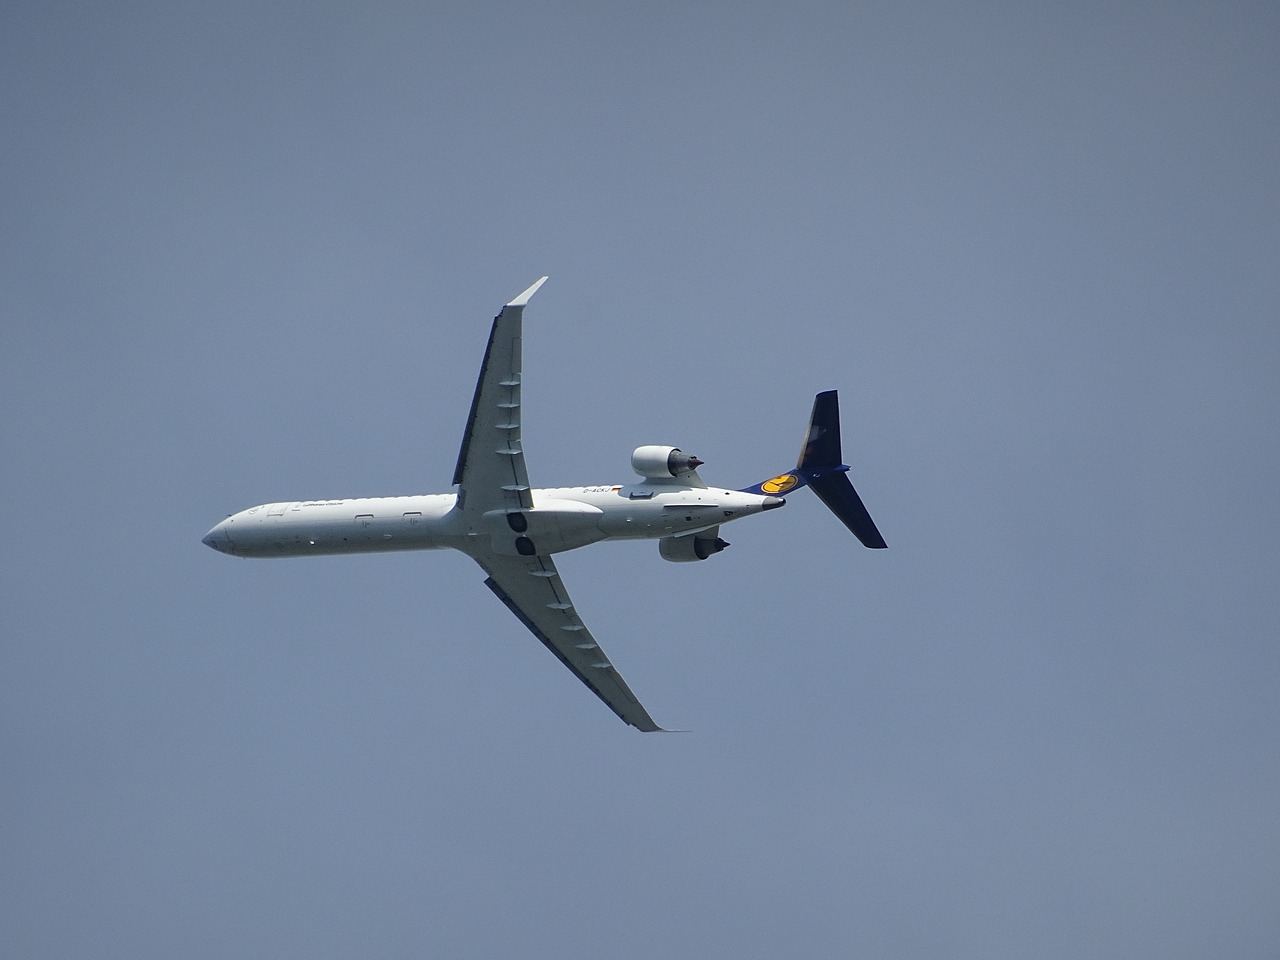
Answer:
[203,279,790,731]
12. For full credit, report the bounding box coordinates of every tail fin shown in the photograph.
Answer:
[738,391,886,549]
[797,391,887,549]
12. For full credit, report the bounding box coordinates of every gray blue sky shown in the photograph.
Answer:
[3,2,1278,957]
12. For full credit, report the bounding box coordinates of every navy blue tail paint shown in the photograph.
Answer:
[742,390,887,549]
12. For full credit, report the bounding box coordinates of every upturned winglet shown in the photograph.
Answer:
[506,276,549,308]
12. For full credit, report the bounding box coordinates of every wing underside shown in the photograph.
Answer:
[452,278,547,515]
[478,554,665,732]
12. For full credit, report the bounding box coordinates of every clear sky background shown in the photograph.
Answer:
[3,2,1277,958]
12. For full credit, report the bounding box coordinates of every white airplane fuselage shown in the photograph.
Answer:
[202,483,782,560]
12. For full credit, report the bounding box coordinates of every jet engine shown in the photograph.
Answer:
[631,445,704,480]
[658,533,730,563]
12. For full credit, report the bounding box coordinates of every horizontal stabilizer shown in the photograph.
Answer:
[809,472,887,549]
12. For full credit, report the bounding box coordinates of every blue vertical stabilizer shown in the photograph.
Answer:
[742,390,887,549]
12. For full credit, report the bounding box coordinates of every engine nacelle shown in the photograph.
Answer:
[631,444,704,480]
[658,534,730,563]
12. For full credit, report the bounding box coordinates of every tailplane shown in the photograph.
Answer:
[742,390,887,549]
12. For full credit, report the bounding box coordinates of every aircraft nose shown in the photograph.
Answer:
[202,521,232,553]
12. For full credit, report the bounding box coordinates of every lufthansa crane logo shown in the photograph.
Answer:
[760,473,799,495]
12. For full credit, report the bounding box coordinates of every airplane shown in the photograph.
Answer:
[202,278,886,731]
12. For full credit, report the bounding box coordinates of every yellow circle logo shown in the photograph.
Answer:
[761,473,798,495]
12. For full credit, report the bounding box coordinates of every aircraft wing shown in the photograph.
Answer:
[477,553,667,732]
[452,277,548,515]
